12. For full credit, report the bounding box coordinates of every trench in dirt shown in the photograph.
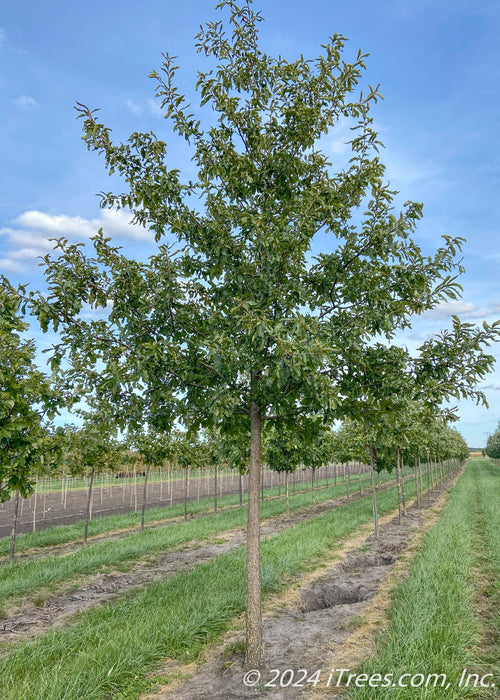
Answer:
[149,479,458,700]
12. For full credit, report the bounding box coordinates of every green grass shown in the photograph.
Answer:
[0,473,428,700]
[0,471,400,603]
[346,459,496,700]
[473,460,500,685]
[22,467,254,494]
[0,469,394,557]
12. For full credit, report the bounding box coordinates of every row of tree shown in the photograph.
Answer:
[485,423,500,459]
[1,1,498,665]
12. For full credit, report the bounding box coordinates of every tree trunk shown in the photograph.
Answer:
[239,471,243,507]
[418,456,423,501]
[184,466,189,521]
[133,467,137,512]
[311,464,316,505]
[9,490,20,563]
[396,450,402,524]
[401,453,407,516]
[83,468,95,545]
[370,447,379,538]
[414,455,420,506]
[345,463,350,501]
[285,470,289,514]
[245,402,262,668]
[32,481,38,532]
[141,466,150,531]
[214,463,218,514]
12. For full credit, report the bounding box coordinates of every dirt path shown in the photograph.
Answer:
[147,476,459,700]
[0,482,390,644]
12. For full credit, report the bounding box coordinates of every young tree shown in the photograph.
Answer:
[485,423,500,459]
[265,423,304,513]
[127,428,173,529]
[24,1,498,664]
[67,418,121,544]
[0,282,61,560]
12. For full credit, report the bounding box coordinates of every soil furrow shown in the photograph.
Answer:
[147,474,460,700]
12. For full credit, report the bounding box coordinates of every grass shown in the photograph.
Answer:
[0,473,432,699]
[0,472,399,603]
[346,458,495,699]
[473,460,500,685]
[0,469,394,557]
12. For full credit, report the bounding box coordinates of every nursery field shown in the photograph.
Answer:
[0,463,363,538]
[0,458,485,699]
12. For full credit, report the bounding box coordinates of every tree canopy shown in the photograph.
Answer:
[0,283,60,503]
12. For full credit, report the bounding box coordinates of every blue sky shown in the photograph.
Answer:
[1,0,499,446]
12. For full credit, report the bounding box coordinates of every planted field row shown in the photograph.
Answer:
[0,466,387,557]
[0,462,367,540]
[0,469,403,603]
[347,458,499,699]
[0,471,434,700]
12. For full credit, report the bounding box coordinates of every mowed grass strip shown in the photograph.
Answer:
[0,472,397,603]
[0,469,393,557]
[347,460,486,700]
[0,478,426,699]
[474,460,500,678]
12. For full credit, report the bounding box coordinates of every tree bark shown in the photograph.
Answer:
[32,481,38,532]
[400,453,407,516]
[414,455,420,506]
[285,470,289,514]
[311,464,316,505]
[184,466,189,521]
[370,447,379,538]
[396,450,402,524]
[214,463,218,514]
[141,466,150,531]
[245,402,262,668]
[9,490,20,563]
[83,468,95,545]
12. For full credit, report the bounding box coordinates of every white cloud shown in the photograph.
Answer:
[422,300,500,321]
[0,257,22,273]
[0,209,151,273]
[148,98,163,118]
[126,98,143,117]
[13,95,39,110]
[321,117,354,158]
[13,209,149,241]
[15,211,96,238]
[125,97,163,119]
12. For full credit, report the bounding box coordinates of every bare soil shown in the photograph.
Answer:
[147,479,458,700]
[0,481,380,644]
